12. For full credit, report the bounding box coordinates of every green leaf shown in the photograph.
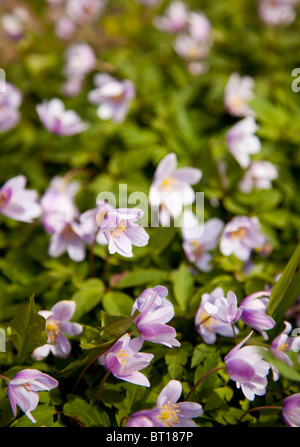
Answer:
[263,351,300,382]
[258,209,292,229]
[59,342,115,377]
[171,263,194,311]
[100,309,140,338]
[191,344,216,368]
[102,291,134,316]
[63,396,110,427]
[164,342,191,379]
[204,386,234,411]
[12,401,58,427]
[79,325,107,349]
[269,269,300,337]
[267,242,300,316]
[72,278,105,321]
[9,295,47,361]
[114,269,168,288]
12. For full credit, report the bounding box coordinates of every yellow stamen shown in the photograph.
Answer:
[229,96,244,109]
[61,224,77,241]
[46,320,61,343]
[191,240,204,260]
[117,350,129,365]
[111,221,127,239]
[22,383,31,392]
[161,176,176,192]
[157,401,180,427]
[230,227,247,240]
[278,342,289,352]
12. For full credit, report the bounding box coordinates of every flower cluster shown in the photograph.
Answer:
[154,1,213,75]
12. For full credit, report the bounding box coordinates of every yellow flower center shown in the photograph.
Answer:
[161,176,176,192]
[230,227,247,240]
[229,95,244,109]
[117,350,129,365]
[61,223,77,241]
[46,320,61,343]
[157,401,180,427]
[111,221,127,239]
[22,383,31,392]
[191,240,204,260]
[278,342,289,352]
[112,92,125,103]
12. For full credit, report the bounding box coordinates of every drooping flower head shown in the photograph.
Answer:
[36,98,88,136]
[55,15,77,40]
[240,291,276,340]
[1,10,25,41]
[31,300,82,360]
[61,43,96,96]
[239,160,278,193]
[126,380,203,427]
[0,82,22,132]
[7,369,58,423]
[224,72,255,117]
[258,0,297,27]
[96,206,149,258]
[220,216,267,262]
[63,43,96,80]
[153,1,190,33]
[226,116,261,169]
[149,153,202,225]
[173,10,212,75]
[182,210,224,272]
[65,0,107,24]
[195,287,239,344]
[88,73,135,123]
[282,394,300,427]
[224,331,271,401]
[270,321,300,381]
[47,217,89,262]
[131,286,180,348]
[135,0,162,6]
[204,290,243,325]
[41,174,80,234]
[98,333,154,387]
[0,175,42,223]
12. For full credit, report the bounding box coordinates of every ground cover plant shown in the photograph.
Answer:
[0,0,300,428]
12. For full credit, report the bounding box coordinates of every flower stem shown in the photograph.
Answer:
[72,339,117,393]
[97,370,110,402]
[184,365,227,401]
[198,315,211,326]
[0,374,10,381]
[236,405,283,426]
[89,228,100,277]
[119,416,130,427]
[231,323,237,344]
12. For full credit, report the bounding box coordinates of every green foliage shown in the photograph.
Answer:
[0,0,300,429]
[8,296,47,361]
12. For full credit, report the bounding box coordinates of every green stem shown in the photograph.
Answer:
[236,405,283,426]
[184,365,227,401]
[97,370,110,402]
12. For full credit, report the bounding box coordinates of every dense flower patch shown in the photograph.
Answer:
[0,0,300,428]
